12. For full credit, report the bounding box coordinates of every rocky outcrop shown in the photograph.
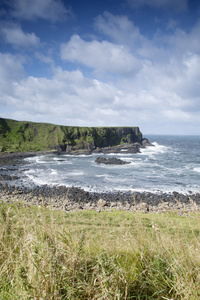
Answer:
[93,143,140,154]
[64,129,153,155]
[66,140,153,155]
[65,141,94,155]
[95,157,131,165]
[141,138,152,147]
[64,127,148,154]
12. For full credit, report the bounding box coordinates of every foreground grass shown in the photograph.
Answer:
[0,203,200,299]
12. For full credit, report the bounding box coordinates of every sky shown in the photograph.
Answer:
[0,0,200,135]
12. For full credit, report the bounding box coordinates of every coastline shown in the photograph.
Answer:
[0,151,200,215]
[0,151,58,166]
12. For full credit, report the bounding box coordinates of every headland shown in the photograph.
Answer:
[0,117,151,154]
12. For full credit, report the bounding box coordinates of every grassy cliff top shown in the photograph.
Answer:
[0,118,143,153]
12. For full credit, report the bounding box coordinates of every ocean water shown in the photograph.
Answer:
[22,135,200,194]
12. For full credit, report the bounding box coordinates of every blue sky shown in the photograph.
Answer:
[0,0,200,134]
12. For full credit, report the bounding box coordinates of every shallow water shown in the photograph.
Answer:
[20,135,200,194]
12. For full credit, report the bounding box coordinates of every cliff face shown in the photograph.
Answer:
[0,118,147,153]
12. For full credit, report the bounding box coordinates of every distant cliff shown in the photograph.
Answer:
[0,118,150,153]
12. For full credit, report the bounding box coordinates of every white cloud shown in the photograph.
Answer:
[94,13,200,117]
[171,54,200,108]
[166,20,200,55]
[94,11,142,45]
[0,56,199,133]
[35,52,54,65]
[1,24,40,48]
[10,0,72,22]
[94,12,162,61]
[126,0,188,12]
[2,67,120,125]
[60,34,142,76]
[0,52,25,101]
[162,109,191,121]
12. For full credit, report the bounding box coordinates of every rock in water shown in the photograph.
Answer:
[95,157,131,165]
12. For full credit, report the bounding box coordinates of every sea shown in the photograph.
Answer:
[18,135,200,195]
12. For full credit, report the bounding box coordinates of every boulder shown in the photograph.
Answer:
[97,198,108,207]
[142,138,153,147]
[137,202,149,212]
[95,157,131,165]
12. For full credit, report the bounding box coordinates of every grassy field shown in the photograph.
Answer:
[0,202,200,299]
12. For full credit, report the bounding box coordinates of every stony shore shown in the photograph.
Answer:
[0,151,56,166]
[1,183,200,215]
[0,151,200,215]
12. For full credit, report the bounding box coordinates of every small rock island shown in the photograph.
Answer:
[95,157,131,165]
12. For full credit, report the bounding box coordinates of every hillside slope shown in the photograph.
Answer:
[0,118,146,153]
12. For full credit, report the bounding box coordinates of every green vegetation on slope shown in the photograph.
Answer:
[0,202,200,299]
[0,118,65,152]
[0,118,142,152]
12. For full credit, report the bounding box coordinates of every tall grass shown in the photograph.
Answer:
[0,202,200,299]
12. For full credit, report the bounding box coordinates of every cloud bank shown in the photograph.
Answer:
[0,0,200,134]
[1,24,40,48]
[9,0,72,22]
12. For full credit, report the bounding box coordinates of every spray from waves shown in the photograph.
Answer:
[50,169,58,175]
[69,171,85,176]
[107,153,133,156]
[139,142,170,156]
[95,173,126,183]
[24,155,54,165]
[194,167,200,173]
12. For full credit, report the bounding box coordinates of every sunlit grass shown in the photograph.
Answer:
[0,202,200,299]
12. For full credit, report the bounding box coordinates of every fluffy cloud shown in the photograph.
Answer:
[0,52,25,100]
[9,0,72,22]
[1,24,40,48]
[126,0,188,12]
[60,34,142,76]
[172,54,200,106]
[94,12,200,113]
[1,51,199,134]
[94,12,164,61]
[0,62,120,125]
[94,11,142,45]
[165,20,200,55]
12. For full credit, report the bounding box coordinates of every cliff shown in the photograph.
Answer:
[0,118,150,154]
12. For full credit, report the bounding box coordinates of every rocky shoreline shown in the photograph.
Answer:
[65,139,153,155]
[1,183,200,215]
[0,151,56,166]
[0,151,200,215]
